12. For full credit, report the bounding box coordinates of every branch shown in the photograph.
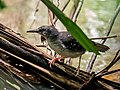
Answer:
[53,0,71,24]
[0,44,80,89]
[102,3,120,44]
[96,49,120,76]
[90,35,117,40]
[86,4,120,73]
[29,0,40,29]
[0,23,52,59]
[71,0,84,22]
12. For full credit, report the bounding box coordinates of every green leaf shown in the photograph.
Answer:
[0,0,6,9]
[41,0,99,54]
[116,0,120,3]
[116,0,120,8]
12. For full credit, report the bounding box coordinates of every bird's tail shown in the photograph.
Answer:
[95,42,109,52]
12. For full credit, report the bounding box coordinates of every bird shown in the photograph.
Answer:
[27,25,109,65]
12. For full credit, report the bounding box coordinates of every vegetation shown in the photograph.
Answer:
[0,0,120,90]
[0,0,6,9]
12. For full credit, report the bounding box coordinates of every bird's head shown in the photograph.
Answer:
[27,25,59,38]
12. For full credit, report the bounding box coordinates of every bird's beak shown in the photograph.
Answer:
[27,28,39,33]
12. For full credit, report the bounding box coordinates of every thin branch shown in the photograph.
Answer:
[61,0,71,11]
[57,0,60,7]
[102,3,120,44]
[97,69,120,78]
[98,78,120,89]
[96,49,120,76]
[90,35,117,40]
[86,53,97,72]
[71,0,84,22]
[52,0,60,20]
[29,0,40,29]
[97,81,114,90]
[48,0,54,25]
[86,4,120,73]
[48,9,54,25]
[53,0,71,24]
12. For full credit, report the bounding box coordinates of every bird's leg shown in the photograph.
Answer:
[49,56,64,67]
[76,56,81,75]
[65,58,71,65]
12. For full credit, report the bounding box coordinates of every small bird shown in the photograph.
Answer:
[27,25,109,64]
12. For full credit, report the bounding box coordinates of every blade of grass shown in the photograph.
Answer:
[41,0,99,54]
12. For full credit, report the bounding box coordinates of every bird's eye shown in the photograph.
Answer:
[42,31,46,35]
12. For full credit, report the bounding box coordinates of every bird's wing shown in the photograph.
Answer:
[59,32,109,52]
[58,32,74,41]
[59,32,86,52]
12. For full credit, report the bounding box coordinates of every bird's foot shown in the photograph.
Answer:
[49,57,59,67]
[49,56,64,68]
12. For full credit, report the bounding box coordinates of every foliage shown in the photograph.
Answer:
[0,0,6,10]
[116,0,120,4]
[116,0,120,8]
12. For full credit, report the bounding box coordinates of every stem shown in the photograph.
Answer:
[102,4,120,44]
[96,50,120,76]
[53,0,71,24]
[48,0,54,25]
[71,0,84,22]
[29,0,40,29]
[90,35,117,40]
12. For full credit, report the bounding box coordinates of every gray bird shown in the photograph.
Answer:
[27,25,109,63]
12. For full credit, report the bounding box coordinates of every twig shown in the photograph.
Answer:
[57,0,60,7]
[102,4,120,44]
[86,4,120,73]
[29,0,40,29]
[96,49,120,76]
[48,9,54,26]
[90,35,117,40]
[71,0,84,22]
[98,78,120,89]
[53,0,60,21]
[97,81,116,90]
[97,69,120,78]
[53,0,71,24]
[86,53,97,72]
[48,0,54,25]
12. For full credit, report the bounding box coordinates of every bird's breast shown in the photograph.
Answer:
[47,38,84,58]
[47,38,65,53]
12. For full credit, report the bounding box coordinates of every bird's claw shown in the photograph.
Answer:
[49,57,60,68]
[49,59,56,68]
[48,56,64,68]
